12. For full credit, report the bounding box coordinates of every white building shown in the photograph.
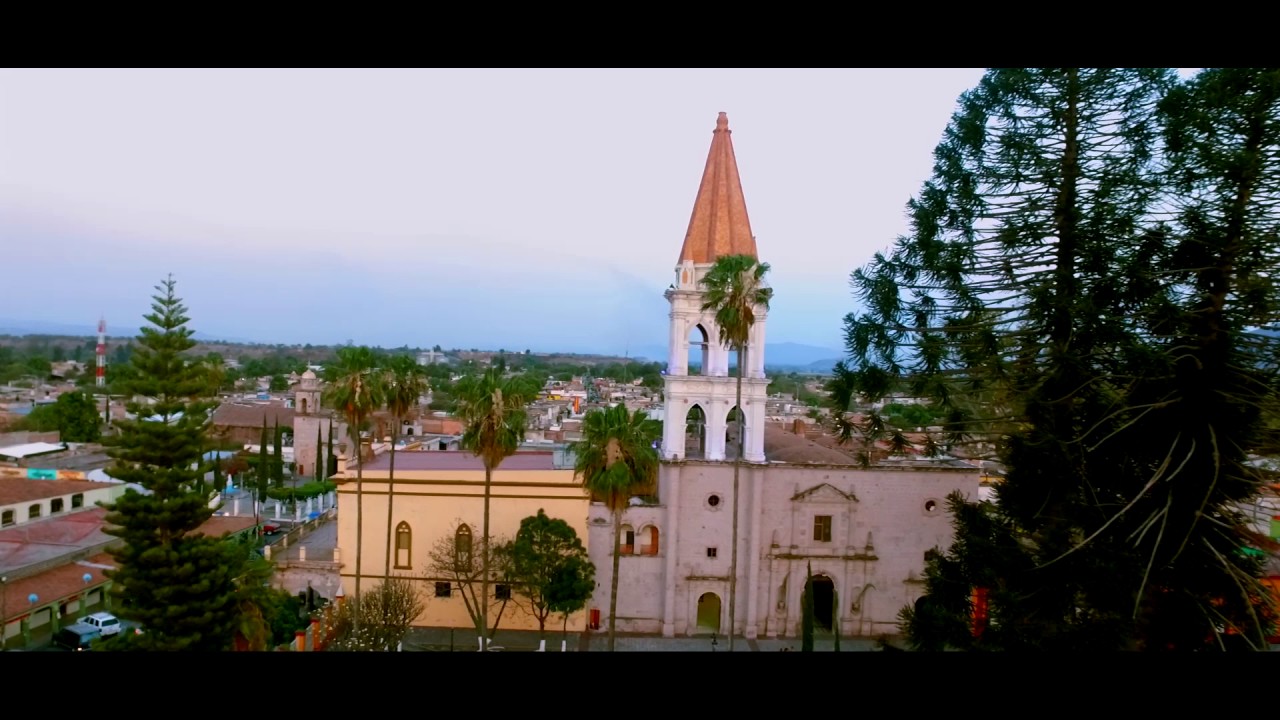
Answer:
[584,112,979,640]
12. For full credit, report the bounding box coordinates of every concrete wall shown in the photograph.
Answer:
[586,459,979,639]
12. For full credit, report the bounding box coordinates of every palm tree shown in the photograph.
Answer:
[700,252,772,652]
[323,346,385,634]
[571,403,661,651]
[382,354,428,579]
[453,367,536,651]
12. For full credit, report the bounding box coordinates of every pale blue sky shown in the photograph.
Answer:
[0,68,1200,356]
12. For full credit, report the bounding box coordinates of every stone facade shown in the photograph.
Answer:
[586,460,977,639]
[581,112,979,640]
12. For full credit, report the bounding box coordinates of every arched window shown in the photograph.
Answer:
[455,524,473,564]
[28,503,41,520]
[396,522,412,569]
[639,525,660,555]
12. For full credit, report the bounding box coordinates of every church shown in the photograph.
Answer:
[583,112,980,640]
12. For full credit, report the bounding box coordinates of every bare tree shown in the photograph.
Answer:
[325,576,424,652]
[426,519,512,650]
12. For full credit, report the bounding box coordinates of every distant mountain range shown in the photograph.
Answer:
[0,318,251,344]
[632,342,844,374]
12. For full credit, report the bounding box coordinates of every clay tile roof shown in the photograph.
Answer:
[0,478,111,506]
[193,515,258,538]
[1,552,116,622]
[210,403,296,429]
[763,425,860,465]
[677,112,758,265]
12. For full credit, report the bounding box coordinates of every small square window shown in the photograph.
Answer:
[706,547,717,558]
[495,584,511,600]
[1,510,12,527]
[813,515,833,543]
[71,494,84,508]
[434,582,451,598]
[51,498,64,513]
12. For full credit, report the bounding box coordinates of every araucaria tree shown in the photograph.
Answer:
[572,404,661,651]
[496,509,595,649]
[100,275,242,650]
[835,68,1280,651]
[453,368,536,651]
[700,252,772,651]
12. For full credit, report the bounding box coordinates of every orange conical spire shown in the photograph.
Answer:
[677,112,758,265]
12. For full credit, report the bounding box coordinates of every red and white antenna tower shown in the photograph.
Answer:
[96,317,107,388]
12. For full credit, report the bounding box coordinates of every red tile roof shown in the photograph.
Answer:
[193,515,258,538]
[678,112,758,265]
[210,403,297,429]
[1,552,115,623]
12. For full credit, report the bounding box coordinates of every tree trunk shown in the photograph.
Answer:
[384,417,398,578]
[728,342,745,651]
[480,463,492,651]
[609,506,623,651]
[353,427,364,637]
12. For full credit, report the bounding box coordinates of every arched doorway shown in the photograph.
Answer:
[811,575,835,632]
[696,592,721,634]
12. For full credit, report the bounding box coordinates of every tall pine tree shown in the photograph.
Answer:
[101,275,242,651]
[839,68,1280,651]
[836,68,1175,651]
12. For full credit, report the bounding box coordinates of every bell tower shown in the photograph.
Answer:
[295,370,320,417]
[661,112,769,464]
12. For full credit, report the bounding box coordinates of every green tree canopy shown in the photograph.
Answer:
[496,509,595,640]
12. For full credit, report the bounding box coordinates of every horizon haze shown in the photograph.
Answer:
[2,69,1193,357]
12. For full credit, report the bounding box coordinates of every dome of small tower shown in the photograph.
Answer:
[302,370,317,380]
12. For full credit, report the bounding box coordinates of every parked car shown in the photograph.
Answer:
[54,623,102,651]
[78,612,122,636]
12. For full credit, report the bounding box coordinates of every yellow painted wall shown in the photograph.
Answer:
[335,464,592,633]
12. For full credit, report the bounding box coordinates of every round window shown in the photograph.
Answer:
[708,494,721,507]
[925,500,938,513]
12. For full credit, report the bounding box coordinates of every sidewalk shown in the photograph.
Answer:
[401,626,890,652]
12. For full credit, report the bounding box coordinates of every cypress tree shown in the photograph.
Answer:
[801,562,814,652]
[272,419,284,488]
[833,588,840,652]
[100,275,242,651]
[257,419,269,506]
[315,424,324,481]
[210,454,221,502]
[327,421,337,477]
